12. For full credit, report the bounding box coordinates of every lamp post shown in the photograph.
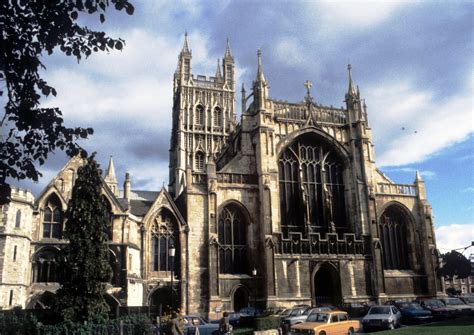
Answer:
[252,268,257,316]
[169,242,176,309]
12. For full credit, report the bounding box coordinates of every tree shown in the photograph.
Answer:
[439,250,471,280]
[0,0,134,205]
[54,155,112,322]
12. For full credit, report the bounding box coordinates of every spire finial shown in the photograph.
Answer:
[415,170,423,182]
[256,49,265,82]
[304,80,312,97]
[224,38,233,59]
[215,58,222,78]
[182,31,190,53]
[241,82,246,94]
[347,63,356,96]
[105,155,118,187]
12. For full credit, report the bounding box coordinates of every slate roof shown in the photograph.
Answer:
[129,199,154,217]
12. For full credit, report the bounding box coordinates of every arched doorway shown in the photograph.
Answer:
[313,263,341,306]
[232,286,249,312]
[150,287,178,315]
[27,291,56,309]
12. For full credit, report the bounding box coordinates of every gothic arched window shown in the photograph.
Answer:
[33,248,61,283]
[213,107,222,127]
[195,105,204,125]
[150,209,178,272]
[218,203,247,274]
[379,206,410,270]
[42,194,62,239]
[195,152,205,171]
[15,210,21,228]
[278,135,347,237]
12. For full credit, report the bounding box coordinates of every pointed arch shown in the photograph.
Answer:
[278,131,349,237]
[378,202,414,270]
[42,193,63,239]
[32,246,63,283]
[195,151,205,171]
[213,106,222,127]
[217,201,250,274]
[195,105,205,125]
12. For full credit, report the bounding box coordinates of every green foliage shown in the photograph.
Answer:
[0,0,134,205]
[54,155,112,322]
[233,328,254,335]
[439,251,472,279]
[254,316,281,331]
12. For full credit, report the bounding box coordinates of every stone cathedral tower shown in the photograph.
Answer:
[169,34,236,197]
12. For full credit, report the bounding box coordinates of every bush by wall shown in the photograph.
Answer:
[255,316,280,331]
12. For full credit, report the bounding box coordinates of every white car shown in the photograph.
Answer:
[361,305,401,331]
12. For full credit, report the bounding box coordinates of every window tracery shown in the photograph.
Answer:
[379,206,410,270]
[42,194,62,239]
[150,209,177,272]
[278,136,346,237]
[218,204,247,274]
[195,105,204,125]
[33,249,61,283]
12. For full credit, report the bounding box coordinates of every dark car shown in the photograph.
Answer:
[183,316,220,335]
[460,295,474,307]
[395,301,432,324]
[418,299,456,320]
[339,302,370,317]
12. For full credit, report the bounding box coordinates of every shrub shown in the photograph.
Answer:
[255,316,280,331]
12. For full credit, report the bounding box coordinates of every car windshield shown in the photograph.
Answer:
[405,303,423,310]
[280,309,292,317]
[424,300,444,308]
[368,307,390,315]
[306,313,328,323]
[290,308,305,316]
[444,298,464,305]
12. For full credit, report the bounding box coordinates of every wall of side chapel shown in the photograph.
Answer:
[185,189,209,314]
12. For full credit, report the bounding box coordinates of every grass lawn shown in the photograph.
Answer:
[375,316,474,335]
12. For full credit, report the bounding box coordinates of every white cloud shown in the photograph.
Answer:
[382,167,436,180]
[436,224,474,254]
[304,0,411,36]
[366,78,473,167]
[274,37,305,67]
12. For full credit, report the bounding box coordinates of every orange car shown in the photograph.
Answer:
[290,310,360,335]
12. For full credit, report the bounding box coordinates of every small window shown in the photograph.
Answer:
[13,246,17,262]
[15,210,21,228]
[9,290,13,306]
[195,152,205,171]
[195,105,204,125]
[338,313,348,322]
[331,315,338,323]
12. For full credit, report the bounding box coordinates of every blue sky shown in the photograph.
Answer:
[5,0,473,252]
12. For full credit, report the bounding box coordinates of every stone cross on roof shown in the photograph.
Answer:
[304,80,312,96]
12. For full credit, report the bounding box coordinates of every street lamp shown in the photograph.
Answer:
[252,268,257,316]
[169,242,176,309]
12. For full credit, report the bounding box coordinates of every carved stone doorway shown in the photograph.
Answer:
[232,286,249,312]
[313,263,342,306]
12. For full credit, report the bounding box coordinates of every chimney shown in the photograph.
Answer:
[124,172,131,203]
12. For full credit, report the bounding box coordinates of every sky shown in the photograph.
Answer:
[4,0,473,253]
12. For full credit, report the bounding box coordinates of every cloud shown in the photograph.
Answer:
[382,167,436,180]
[366,77,473,167]
[463,187,474,193]
[274,37,305,67]
[435,224,474,253]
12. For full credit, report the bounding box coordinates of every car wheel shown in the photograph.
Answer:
[319,332,326,335]
[388,321,395,330]
[347,328,354,335]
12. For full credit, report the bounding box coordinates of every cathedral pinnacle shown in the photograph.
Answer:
[224,38,233,59]
[105,155,117,183]
[215,58,222,79]
[182,31,190,54]
[347,64,357,97]
[256,49,266,82]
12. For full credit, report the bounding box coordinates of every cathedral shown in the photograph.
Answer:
[0,35,444,316]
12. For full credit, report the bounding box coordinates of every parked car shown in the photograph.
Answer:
[283,307,332,327]
[418,299,456,320]
[393,301,432,324]
[440,297,474,316]
[361,305,401,332]
[281,306,311,333]
[290,310,360,335]
[183,316,220,335]
[238,306,262,316]
[339,302,369,317]
[460,295,474,307]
